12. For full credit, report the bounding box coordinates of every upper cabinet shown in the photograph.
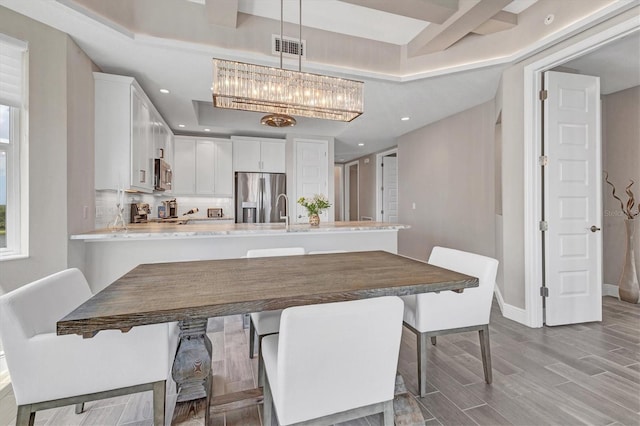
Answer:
[232,136,286,173]
[173,137,233,197]
[94,72,173,193]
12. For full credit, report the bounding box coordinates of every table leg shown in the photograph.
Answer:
[172,319,212,402]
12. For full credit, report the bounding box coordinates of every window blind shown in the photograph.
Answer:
[0,35,27,108]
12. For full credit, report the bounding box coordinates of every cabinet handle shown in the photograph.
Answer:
[140,170,146,183]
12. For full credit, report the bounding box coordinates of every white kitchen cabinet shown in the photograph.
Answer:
[173,137,233,196]
[173,138,196,194]
[232,136,286,173]
[94,72,172,193]
[214,140,233,196]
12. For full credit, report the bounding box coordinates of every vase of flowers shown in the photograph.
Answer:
[297,194,331,226]
[605,173,640,303]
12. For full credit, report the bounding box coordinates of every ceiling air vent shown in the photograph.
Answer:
[272,35,306,59]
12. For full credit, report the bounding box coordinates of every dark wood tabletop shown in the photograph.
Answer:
[57,250,478,337]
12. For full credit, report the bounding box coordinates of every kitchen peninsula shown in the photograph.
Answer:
[70,221,409,293]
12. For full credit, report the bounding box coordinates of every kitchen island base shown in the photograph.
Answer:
[71,222,406,293]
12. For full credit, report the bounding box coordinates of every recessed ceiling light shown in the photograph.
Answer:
[178,124,185,128]
[204,128,211,132]
[358,143,364,146]
[159,89,170,94]
[401,117,410,121]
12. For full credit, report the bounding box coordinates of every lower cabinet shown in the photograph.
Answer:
[173,137,232,196]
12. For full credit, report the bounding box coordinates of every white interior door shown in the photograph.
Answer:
[382,155,398,222]
[295,140,329,223]
[544,71,602,326]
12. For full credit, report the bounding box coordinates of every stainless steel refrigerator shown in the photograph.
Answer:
[235,172,287,223]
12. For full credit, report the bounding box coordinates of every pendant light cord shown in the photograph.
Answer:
[280,0,283,69]
[299,0,302,72]
[279,0,303,71]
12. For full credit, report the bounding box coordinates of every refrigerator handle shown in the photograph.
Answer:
[259,176,265,223]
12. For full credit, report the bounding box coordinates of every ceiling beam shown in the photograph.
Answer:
[471,10,517,35]
[408,0,513,56]
[337,0,459,25]
[205,0,238,28]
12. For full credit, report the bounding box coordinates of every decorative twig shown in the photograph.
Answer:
[604,172,638,219]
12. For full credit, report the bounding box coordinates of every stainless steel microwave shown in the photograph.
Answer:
[154,158,172,191]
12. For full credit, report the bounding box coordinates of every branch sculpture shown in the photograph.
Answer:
[604,172,640,219]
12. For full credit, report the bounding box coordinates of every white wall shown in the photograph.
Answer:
[397,100,495,262]
[602,86,640,288]
[0,7,71,293]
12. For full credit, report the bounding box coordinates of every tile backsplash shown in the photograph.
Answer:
[95,190,234,228]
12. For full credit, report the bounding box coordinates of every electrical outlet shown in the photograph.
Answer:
[412,202,416,210]
[83,206,89,219]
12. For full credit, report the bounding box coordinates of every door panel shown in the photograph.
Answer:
[544,71,602,326]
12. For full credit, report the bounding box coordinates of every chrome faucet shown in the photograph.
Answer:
[277,193,290,231]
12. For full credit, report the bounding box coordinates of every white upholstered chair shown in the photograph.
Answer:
[261,296,404,426]
[401,247,499,397]
[0,268,179,426]
[246,247,305,383]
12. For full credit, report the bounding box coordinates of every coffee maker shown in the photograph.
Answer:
[163,199,178,218]
[130,203,150,223]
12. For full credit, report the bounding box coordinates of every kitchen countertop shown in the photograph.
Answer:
[148,216,234,224]
[70,221,410,241]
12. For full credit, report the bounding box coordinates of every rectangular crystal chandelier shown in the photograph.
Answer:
[212,58,364,122]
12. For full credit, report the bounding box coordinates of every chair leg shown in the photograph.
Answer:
[16,405,35,426]
[478,325,493,384]
[417,332,428,398]
[75,403,85,414]
[249,319,256,359]
[430,336,437,346]
[382,399,394,426]
[257,334,265,387]
[152,380,166,426]
[262,371,273,426]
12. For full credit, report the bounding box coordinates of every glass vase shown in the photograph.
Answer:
[309,213,320,226]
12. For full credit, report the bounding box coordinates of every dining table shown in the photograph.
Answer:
[57,250,478,425]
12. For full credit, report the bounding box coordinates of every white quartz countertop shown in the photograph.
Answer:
[71,221,410,241]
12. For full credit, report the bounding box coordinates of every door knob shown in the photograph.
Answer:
[590,226,601,232]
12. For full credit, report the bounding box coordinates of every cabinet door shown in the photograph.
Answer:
[232,138,261,172]
[196,140,215,194]
[131,88,153,191]
[173,138,196,194]
[214,140,233,196]
[260,140,286,173]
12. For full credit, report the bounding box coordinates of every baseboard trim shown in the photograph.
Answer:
[603,283,618,298]
[494,287,529,326]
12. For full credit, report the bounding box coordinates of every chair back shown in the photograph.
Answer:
[246,247,305,258]
[0,268,91,340]
[415,247,498,331]
[274,296,403,425]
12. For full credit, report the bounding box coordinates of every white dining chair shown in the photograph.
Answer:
[0,268,179,426]
[401,247,499,397]
[246,247,305,384]
[261,296,404,426]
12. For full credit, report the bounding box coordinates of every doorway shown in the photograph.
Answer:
[344,160,359,221]
[376,148,398,222]
[523,20,639,327]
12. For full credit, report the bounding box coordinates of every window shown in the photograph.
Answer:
[0,35,27,259]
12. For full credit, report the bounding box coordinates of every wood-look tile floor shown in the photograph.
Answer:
[1,297,638,426]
